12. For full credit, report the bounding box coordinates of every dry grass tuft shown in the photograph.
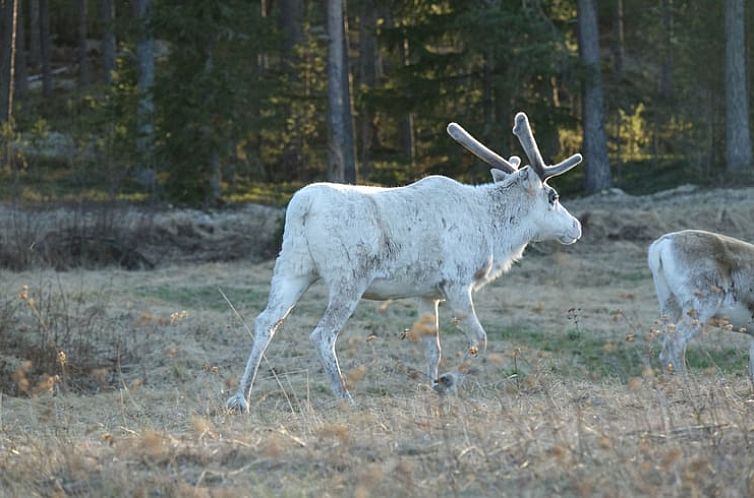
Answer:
[190,416,215,438]
[316,422,352,444]
[0,279,141,396]
[260,431,286,458]
[133,430,175,463]
[345,365,369,391]
[403,313,436,343]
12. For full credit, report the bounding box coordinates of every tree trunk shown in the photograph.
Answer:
[482,49,494,138]
[658,0,673,99]
[612,0,624,81]
[358,0,378,180]
[28,0,40,69]
[341,7,356,183]
[399,37,415,167]
[611,0,624,176]
[280,0,303,60]
[577,0,611,193]
[279,0,304,178]
[101,0,116,84]
[14,0,26,97]
[205,40,221,205]
[725,0,753,172]
[259,0,270,71]
[208,149,221,205]
[133,0,155,191]
[39,0,51,97]
[77,0,90,86]
[0,0,18,124]
[326,0,357,183]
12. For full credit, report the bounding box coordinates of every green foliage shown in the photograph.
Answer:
[614,103,648,161]
[153,0,277,205]
[256,21,329,183]
[372,0,580,182]
[4,0,754,205]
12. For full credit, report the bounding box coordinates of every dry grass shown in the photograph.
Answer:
[2,189,754,497]
[0,203,284,271]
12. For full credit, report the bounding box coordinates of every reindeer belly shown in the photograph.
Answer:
[362,277,442,300]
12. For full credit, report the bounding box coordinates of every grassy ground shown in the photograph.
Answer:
[1,214,753,497]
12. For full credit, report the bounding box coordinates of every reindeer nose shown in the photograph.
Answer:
[572,218,582,240]
[559,218,581,245]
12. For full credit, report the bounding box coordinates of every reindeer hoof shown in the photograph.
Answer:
[225,393,249,413]
[432,371,464,396]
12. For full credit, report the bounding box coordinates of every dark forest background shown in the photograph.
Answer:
[0,0,752,207]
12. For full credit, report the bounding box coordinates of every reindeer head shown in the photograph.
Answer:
[447,112,583,245]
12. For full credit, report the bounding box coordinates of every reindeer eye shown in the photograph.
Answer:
[547,190,559,205]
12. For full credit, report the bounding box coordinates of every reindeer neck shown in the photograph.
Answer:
[479,183,533,261]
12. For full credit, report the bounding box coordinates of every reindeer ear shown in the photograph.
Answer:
[490,168,510,183]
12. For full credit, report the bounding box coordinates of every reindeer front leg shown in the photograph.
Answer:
[416,297,442,381]
[433,285,487,394]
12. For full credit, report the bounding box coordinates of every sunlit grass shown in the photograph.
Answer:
[223,181,302,207]
[134,284,265,312]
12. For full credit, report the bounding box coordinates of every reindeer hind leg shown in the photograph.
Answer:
[226,272,314,412]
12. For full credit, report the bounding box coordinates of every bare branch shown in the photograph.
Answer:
[447,123,518,174]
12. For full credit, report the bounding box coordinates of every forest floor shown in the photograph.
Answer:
[1,186,754,497]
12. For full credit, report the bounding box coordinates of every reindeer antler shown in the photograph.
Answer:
[447,123,520,174]
[512,112,582,180]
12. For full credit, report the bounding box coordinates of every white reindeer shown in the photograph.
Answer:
[648,230,754,378]
[226,112,583,412]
